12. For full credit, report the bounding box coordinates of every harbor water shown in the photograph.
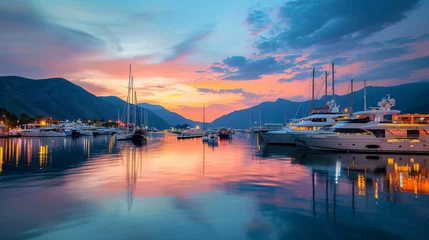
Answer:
[0,133,428,240]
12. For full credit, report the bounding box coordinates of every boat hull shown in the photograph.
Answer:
[20,131,65,137]
[298,135,429,154]
[258,131,295,145]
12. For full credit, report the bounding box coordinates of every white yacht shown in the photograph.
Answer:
[296,95,429,153]
[259,100,348,145]
[18,124,65,137]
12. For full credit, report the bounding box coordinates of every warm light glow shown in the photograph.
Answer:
[40,120,46,126]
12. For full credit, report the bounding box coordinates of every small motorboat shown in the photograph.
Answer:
[207,133,218,143]
[132,129,147,141]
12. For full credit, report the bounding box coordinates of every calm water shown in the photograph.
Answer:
[1,134,428,240]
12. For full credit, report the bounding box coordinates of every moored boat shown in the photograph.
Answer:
[296,95,429,153]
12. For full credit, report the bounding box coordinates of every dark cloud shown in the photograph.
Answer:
[385,33,429,46]
[257,0,421,52]
[164,24,215,62]
[209,66,230,73]
[246,9,272,36]
[223,56,248,68]
[360,55,429,80]
[352,47,410,63]
[221,56,292,80]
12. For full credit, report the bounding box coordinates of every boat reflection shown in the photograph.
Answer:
[0,136,117,174]
[293,151,429,197]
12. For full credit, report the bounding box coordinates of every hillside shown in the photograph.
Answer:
[137,103,196,126]
[210,81,429,129]
[0,76,170,129]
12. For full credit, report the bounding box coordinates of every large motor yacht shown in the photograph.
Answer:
[295,95,429,153]
[18,124,66,137]
[259,100,348,145]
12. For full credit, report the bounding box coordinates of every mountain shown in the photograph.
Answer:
[210,81,429,129]
[137,103,196,126]
[0,76,170,129]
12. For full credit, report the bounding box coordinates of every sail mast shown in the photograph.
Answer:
[332,62,335,101]
[364,79,367,110]
[133,77,137,132]
[127,64,131,133]
[325,71,328,103]
[312,68,315,111]
[203,105,205,131]
[351,79,354,113]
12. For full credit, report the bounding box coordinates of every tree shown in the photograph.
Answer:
[20,113,29,123]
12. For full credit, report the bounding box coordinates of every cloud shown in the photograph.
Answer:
[220,56,292,80]
[360,55,429,80]
[164,24,215,62]
[352,47,410,62]
[0,1,105,77]
[196,87,260,102]
[246,9,272,36]
[278,69,324,83]
[257,0,421,52]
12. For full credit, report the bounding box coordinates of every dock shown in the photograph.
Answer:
[177,135,203,139]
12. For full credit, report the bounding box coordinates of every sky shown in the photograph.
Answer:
[1,0,428,122]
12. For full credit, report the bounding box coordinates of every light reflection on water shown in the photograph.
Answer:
[0,133,428,240]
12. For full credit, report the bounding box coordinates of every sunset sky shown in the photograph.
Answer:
[1,0,428,121]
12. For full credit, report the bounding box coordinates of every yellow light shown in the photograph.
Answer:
[40,120,46,126]
[344,108,349,113]
[196,125,200,130]
[88,120,91,123]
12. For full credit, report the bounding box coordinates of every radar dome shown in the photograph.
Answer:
[390,98,396,106]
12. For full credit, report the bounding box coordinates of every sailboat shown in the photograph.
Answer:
[117,65,146,141]
[201,105,218,143]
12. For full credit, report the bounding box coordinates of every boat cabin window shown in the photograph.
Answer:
[332,128,368,134]
[367,129,385,138]
[320,125,333,131]
[310,118,327,122]
[407,130,419,139]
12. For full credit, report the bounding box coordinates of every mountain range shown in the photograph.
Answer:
[0,76,170,129]
[209,81,429,129]
[1,76,429,130]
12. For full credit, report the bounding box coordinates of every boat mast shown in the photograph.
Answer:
[146,109,149,128]
[259,107,262,128]
[133,77,137,132]
[363,79,367,110]
[117,109,119,129]
[312,68,315,111]
[203,105,205,131]
[325,71,328,104]
[351,79,354,113]
[332,62,335,101]
[127,64,131,133]
[140,106,143,128]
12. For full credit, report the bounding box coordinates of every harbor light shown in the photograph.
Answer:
[196,125,200,130]
[41,120,46,126]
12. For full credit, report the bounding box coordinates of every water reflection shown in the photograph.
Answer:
[0,134,428,239]
[293,151,429,197]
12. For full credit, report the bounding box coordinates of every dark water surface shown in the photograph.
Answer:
[1,133,428,240]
